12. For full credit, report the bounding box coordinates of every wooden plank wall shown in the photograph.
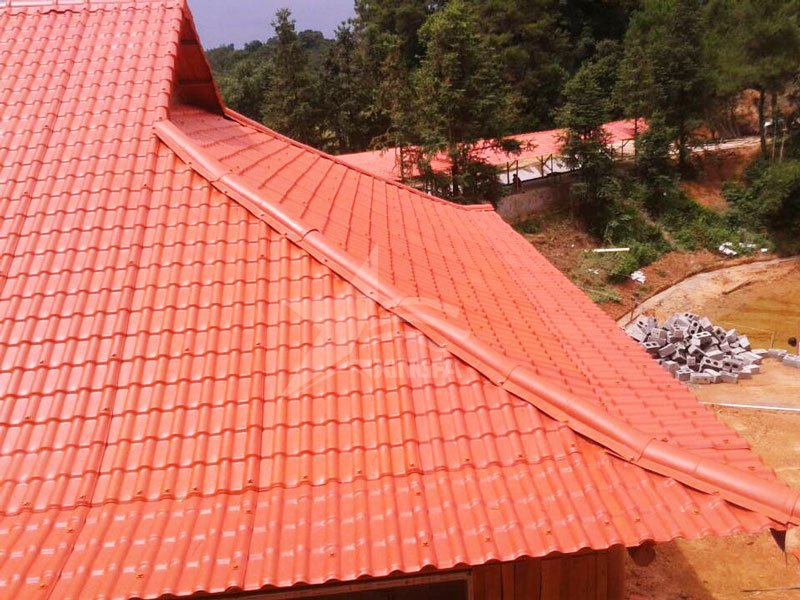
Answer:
[472,548,625,600]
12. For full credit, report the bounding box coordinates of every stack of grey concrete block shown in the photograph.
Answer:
[625,313,785,384]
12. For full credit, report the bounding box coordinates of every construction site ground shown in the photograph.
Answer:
[619,259,800,599]
[525,211,778,323]
[520,138,800,598]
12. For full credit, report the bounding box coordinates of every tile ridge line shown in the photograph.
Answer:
[153,116,800,529]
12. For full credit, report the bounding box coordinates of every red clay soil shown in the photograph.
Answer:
[523,213,596,273]
[680,142,760,211]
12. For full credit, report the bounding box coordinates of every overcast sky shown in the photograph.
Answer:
[188,0,356,49]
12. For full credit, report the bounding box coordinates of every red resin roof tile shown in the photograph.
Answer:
[338,120,641,182]
[0,1,797,599]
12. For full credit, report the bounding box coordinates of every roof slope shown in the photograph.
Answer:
[0,1,796,600]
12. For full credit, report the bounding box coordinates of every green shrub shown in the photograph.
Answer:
[514,217,542,234]
[569,253,625,304]
[724,158,800,251]
[583,286,623,304]
[609,251,640,282]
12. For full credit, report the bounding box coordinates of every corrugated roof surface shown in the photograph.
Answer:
[163,107,747,460]
[338,120,640,182]
[0,1,796,599]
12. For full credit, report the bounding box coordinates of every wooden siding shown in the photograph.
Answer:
[472,548,625,600]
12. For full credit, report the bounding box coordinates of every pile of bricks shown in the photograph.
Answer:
[626,313,787,384]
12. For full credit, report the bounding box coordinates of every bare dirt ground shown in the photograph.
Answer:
[622,260,800,600]
[620,258,800,340]
[522,211,596,273]
[680,137,760,212]
[524,208,778,323]
[606,250,774,321]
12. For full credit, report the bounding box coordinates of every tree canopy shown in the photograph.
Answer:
[205,0,800,204]
[617,0,711,171]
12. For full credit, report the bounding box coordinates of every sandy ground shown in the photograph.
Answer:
[622,259,800,599]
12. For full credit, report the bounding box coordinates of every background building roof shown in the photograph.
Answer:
[338,120,641,182]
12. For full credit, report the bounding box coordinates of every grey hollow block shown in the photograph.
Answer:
[690,373,712,384]
[643,342,661,355]
[627,326,647,343]
[658,343,677,358]
[783,355,800,367]
[669,330,686,342]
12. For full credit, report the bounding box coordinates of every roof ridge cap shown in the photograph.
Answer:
[153,117,800,528]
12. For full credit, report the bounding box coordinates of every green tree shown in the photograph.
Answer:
[411,0,518,200]
[320,25,380,153]
[207,41,272,122]
[557,58,614,228]
[217,58,269,121]
[587,40,624,118]
[260,9,322,146]
[373,38,420,180]
[354,0,442,70]
[559,0,640,62]
[706,0,800,155]
[633,114,678,214]
[352,0,444,158]
[465,0,570,130]
[617,0,712,171]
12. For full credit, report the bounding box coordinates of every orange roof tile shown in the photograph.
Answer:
[0,1,797,599]
[338,120,642,182]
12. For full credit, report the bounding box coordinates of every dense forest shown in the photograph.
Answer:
[207,0,641,154]
[206,0,800,265]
